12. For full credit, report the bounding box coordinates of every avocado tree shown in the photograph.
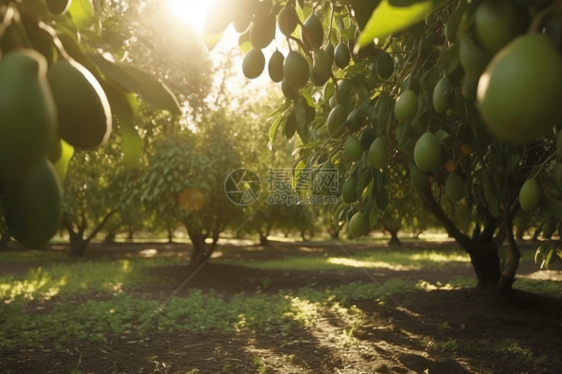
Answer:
[139,123,241,264]
[207,0,562,294]
[0,0,182,247]
[62,143,123,256]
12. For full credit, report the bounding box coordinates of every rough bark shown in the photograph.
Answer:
[259,233,269,246]
[127,227,134,242]
[64,210,118,257]
[0,232,11,249]
[389,231,402,246]
[420,190,507,293]
[188,229,219,265]
[103,232,117,244]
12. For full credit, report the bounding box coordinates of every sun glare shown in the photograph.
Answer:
[168,0,214,33]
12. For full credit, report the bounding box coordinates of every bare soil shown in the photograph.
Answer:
[1,241,561,374]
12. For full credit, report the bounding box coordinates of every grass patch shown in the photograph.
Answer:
[0,257,182,302]
[227,249,472,271]
[416,277,562,296]
[0,250,63,264]
[436,337,548,364]
[0,279,413,350]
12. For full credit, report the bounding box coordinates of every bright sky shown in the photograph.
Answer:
[168,0,212,33]
[167,0,285,88]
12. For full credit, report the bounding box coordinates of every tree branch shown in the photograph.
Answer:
[419,189,473,251]
[84,210,119,244]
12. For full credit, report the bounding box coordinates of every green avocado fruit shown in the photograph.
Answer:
[301,14,324,49]
[334,42,351,69]
[377,52,394,80]
[46,0,71,15]
[433,76,454,114]
[445,173,465,201]
[268,50,284,83]
[478,35,562,143]
[243,47,266,79]
[281,78,298,100]
[394,90,418,124]
[283,51,309,89]
[278,5,299,37]
[2,158,62,247]
[347,111,363,133]
[414,132,441,172]
[368,137,388,169]
[48,60,112,150]
[0,49,57,180]
[349,211,367,238]
[341,176,358,204]
[474,0,526,56]
[327,104,347,138]
[313,48,332,79]
[250,16,276,49]
[345,136,364,162]
[519,179,543,213]
[360,127,376,149]
[285,112,297,139]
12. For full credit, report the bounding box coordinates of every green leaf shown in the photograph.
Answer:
[356,0,449,50]
[53,140,74,182]
[87,53,181,115]
[69,0,94,29]
[269,113,286,145]
[295,102,309,144]
[122,126,143,168]
[301,89,316,108]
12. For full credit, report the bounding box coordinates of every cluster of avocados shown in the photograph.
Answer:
[406,0,562,214]
[215,0,562,237]
[0,1,112,247]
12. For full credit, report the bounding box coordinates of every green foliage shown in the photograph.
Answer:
[0,278,413,350]
[0,0,181,245]
[0,258,179,302]
[210,0,562,290]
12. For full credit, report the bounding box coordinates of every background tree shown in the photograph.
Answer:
[139,122,241,264]
[207,0,562,295]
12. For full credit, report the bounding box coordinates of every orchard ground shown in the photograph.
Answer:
[0,236,561,374]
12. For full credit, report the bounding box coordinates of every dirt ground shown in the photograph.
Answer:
[1,241,561,374]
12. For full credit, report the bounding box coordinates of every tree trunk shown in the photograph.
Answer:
[467,242,502,291]
[532,227,542,241]
[104,232,116,244]
[127,227,134,242]
[300,230,307,242]
[420,190,513,295]
[389,231,402,246]
[329,228,340,239]
[284,230,290,238]
[259,233,269,246]
[64,210,118,257]
[0,233,10,249]
[69,232,88,257]
[167,228,174,243]
[188,230,207,264]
